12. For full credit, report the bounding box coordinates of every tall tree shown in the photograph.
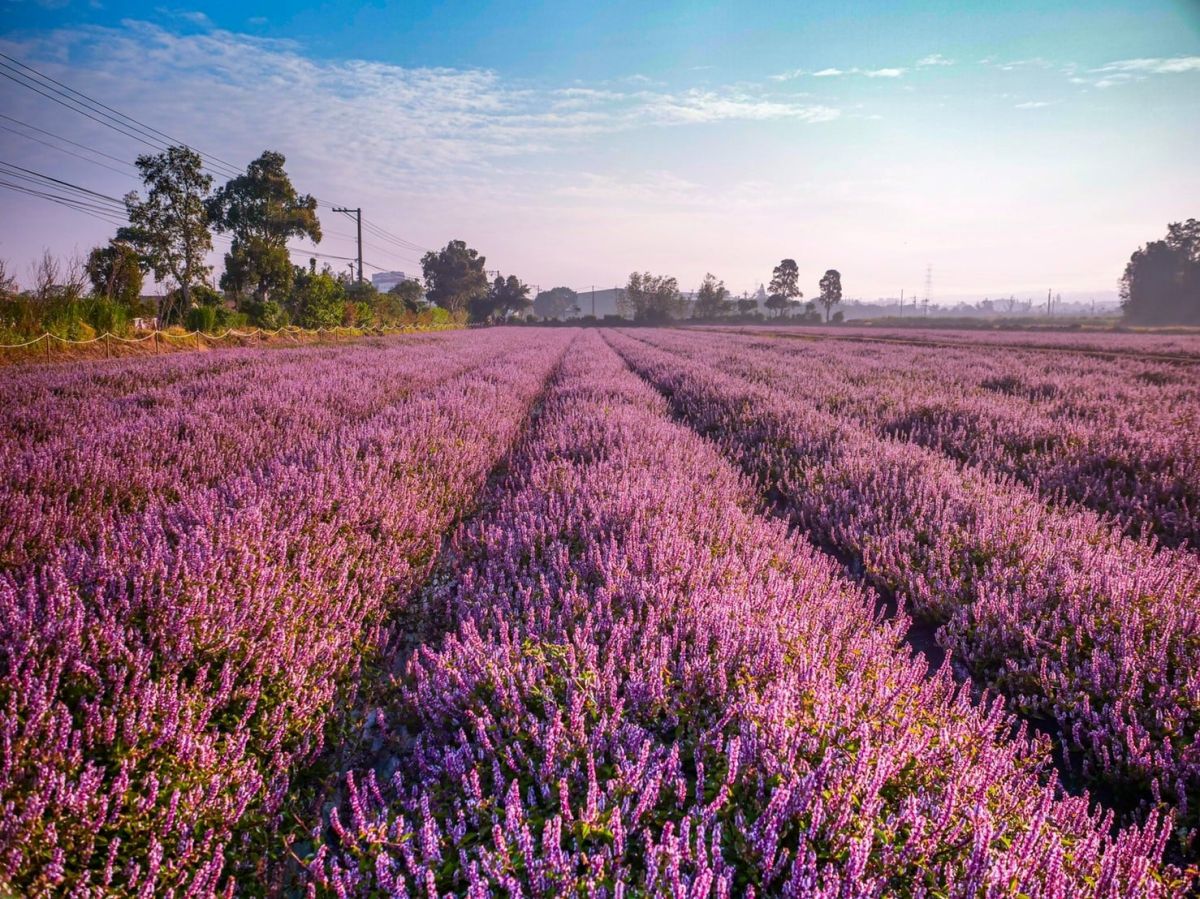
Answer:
[206,151,320,303]
[469,274,531,322]
[693,273,731,319]
[420,240,489,314]
[818,269,843,322]
[86,241,144,306]
[768,258,801,318]
[119,146,212,323]
[491,275,532,319]
[533,286,577,319]
[619,272,686,322]
[1120,220,1200,324]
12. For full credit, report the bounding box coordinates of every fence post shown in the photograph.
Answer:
[154,330,160,354]
[44,335,50,363]
[105,333,111,359]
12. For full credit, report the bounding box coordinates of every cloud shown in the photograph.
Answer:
[637,89,839,125]
[772,66,905,80]
[0,20,841,199]
[1093,56,1200,75]
[1014,100,1052,109]
[247,16,268,26]
[917,54,953,67]
[1068,56,1200,88]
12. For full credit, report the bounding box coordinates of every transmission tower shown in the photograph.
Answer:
[923,264,932,316]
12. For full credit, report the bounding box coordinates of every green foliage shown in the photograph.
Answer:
[619,271,686,322]
[533,286,578,319]
[86,242,144,306]
[81,296,131,334]
[693,273,732,319]
[1121,219,1200,325]
[119,146,213,319]
[420,240,489,314]
[370,279,426,325]
[239,297,289,329]
[185,304,218,332]
[290,268,346,328]
[207,151,321,304]
[469,274,531,323]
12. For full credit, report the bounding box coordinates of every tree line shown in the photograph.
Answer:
[1121,219,1200,325]
[0,146,458,342]
[611,260,843,323]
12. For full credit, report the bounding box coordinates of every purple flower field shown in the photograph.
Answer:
[1,328,1197,896]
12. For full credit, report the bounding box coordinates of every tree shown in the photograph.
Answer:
[768,259,801,318]
[736,295,759,316]
[206,151,321,303]
[619,272,686,322]
[533,286,577,319]
[764,294,789,317]
[469,274,531,322]
[692,273,731,319]
[388,279,425,312]
[1120,220,1200,324]
[818,269,843,322]
[119,146,213,323]
[420,240,489,314]
[491,275,532,319]
[86,241,144,306]
[290,266,345,328]
[0,259,16,299]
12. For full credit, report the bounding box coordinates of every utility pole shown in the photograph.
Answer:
[923,264,932,317]
[591,285,595,317]
[1047,288,1052,317]
[899,288,904,317]
[332,207,363,283]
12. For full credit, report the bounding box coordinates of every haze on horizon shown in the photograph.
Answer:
[1,0,1198,303]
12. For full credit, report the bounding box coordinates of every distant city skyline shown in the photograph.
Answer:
[1,0,1197,298]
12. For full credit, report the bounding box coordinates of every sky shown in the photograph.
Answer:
[1,0,1198,302]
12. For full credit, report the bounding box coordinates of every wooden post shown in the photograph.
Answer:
[105,333,111,359]
[44,335,50,363]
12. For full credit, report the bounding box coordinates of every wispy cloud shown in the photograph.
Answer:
[772,63,912,81]
[917,54,953,67]
[772,65,907,80]
[0,20,841,198]
[1014,100,1052,109]
[1070,55,1200,88]
[1093,55,1200,75]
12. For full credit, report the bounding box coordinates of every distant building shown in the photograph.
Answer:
[371,270,414,293]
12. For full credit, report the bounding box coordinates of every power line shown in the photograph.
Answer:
[0,52,244,179]
[0,123,136,179]
[0,180,128,226]
[0,160,127,206]
[0,63,243,185]
[0,112,138,168]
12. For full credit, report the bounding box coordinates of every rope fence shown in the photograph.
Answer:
[0,323,458,361]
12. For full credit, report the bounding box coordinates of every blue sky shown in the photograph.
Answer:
[1,0,1198,300]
